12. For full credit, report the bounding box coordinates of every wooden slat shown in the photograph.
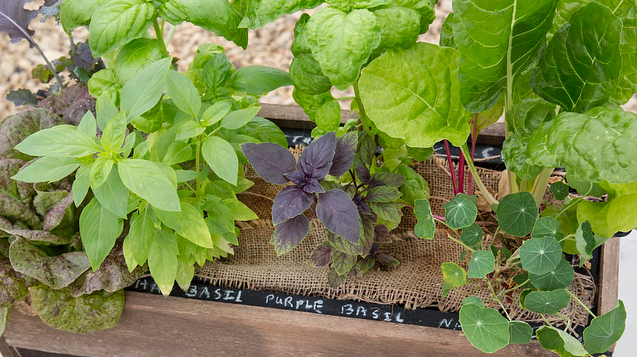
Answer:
[5,291,552,357]
[258,104,506,144]
[597,238,621,316]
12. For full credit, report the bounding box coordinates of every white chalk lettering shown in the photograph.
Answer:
[383,312,392,322]
[439,319,453,328]
[199,287,210,299]
[150,283,161,294]
[372,310,380,319]
[265,294,275,304]
[284,296,294,308]
[395,313,404,323]
[356,306,367,317]
[214,288,222,300]
[235,290,243,303]
[185,285,197,298]
[223,290,235,301]
[314,300,323,314]
[341,304,354,315]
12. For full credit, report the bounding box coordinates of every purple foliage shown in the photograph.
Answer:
[329,131,357,177]
[273,214,310,254]
[272,186,313,225]
[310,243,332,267]
[298,131,335,179]
[242,142,296,184]
[316,190,361,243]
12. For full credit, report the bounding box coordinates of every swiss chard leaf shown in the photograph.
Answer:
[359,43,470,148]
[531,2,622,112]
[453,0,558,112]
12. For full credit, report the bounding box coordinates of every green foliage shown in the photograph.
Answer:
[442,194,478,230]
[459,303,510,353]
[519,237,562,275]
[583,300,626,353]
[441,262,466,298]
[467,250,495,279]
[509,321,533,345]
[496,192,537,237]
[413,199,435,239]
[522,289,570,315]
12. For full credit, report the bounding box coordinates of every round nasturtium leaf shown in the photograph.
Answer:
[550,182,569,200]
[459,303,510,353]
[519,288,533,309]
[531,216,561,239]
[359,42,471,148]
[519,237,563,275]
[442,262,467,288]
[467,250,495,279]
[496,192,538,237]
[443,194,478,230]
[461,223,483,247]
[509,321,533,344]
[583,300,627,354]
[522,289,570,315]
[537,326,588,357]
[529,256,575,291]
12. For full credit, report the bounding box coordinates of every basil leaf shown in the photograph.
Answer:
[220,106,261,130]
[293,89,341,132]
[272,214,310,255]
[59,0,107,32]
[373,7,420,50]
[202,136,239,185]
[120,57,172,121]
[14,125,101,158]
[229,66,292,95]
[317,190,361,243]
[88,0,154,57]
[118,159,180,212]
[12,156,80,183]
[92,168,129,219]
[100,112,127,153]
[166,70,202,119]
[359,43,470,148]
[125,209,156,265]
[201,101,232,127]
[79,198,124,271]
[531,3,622,112]
[306,7,381,90]
[239,0,322,30]
[147,229,179,295]
[159,0,248,49]
[73,164,91,206]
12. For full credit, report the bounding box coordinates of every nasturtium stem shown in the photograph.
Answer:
[460,144,498,205]
[488,281,511,320]
[444,232,475,253]
[567,289,596,318]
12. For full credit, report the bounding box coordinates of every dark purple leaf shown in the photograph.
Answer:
[284,170,307,186]
[374,224,390,243]
[242,143,296,185]
[317,189,360,243]
[272,186,313,225]
[38,0,60,20]
[272,214,309,255]
[37,84,94,125]
[299,132,336,180]
[310,243,332,267]
[329,132,357,177]
[356,162,370,183]
[6,89,37,106]
[0,0,38,45]
[352,195,370,214]
[302,178,324,193]
[377,253,399,267]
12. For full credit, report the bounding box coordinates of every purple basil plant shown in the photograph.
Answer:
[242,132,361,253]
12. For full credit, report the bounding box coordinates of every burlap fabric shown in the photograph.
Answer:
[197,154,595,329]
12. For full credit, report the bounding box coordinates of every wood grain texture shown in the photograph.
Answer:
[598,238,621,316]
[5,291,553,357]
[258,104,506,145]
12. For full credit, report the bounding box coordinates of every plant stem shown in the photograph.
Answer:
[444,140,459,195]
[531,167,553,204]
[446,233,475,252]
[353,80,371,128]
[458,148,466,194]
[152,17,168,53]
[567,290,596,318]
[336,96,356,101]
[468,114,478,195]
[0,11,64,90]
[433,214,445,221]
[488,281,511,320]
[460,144,498,205]
[164,24,177,47]
[195,135,202,195]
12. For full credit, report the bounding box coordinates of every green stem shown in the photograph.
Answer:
[446,233,475,253]
[336,96,356,101]
[460,144,498,205]
[531,167,553,204]
[195,135,202,195]
[152,17,167,53]
[164,24,177,47]
[353,80,371,128]
[567,290,596,318]
[540,314,553,326]
[488,281,511,320]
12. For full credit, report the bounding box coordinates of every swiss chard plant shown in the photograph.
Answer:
[243,130,422,286]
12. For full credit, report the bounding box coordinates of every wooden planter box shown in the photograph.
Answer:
[1,105,622,357]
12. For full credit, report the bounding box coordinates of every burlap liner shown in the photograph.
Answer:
[197,152,595,330]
